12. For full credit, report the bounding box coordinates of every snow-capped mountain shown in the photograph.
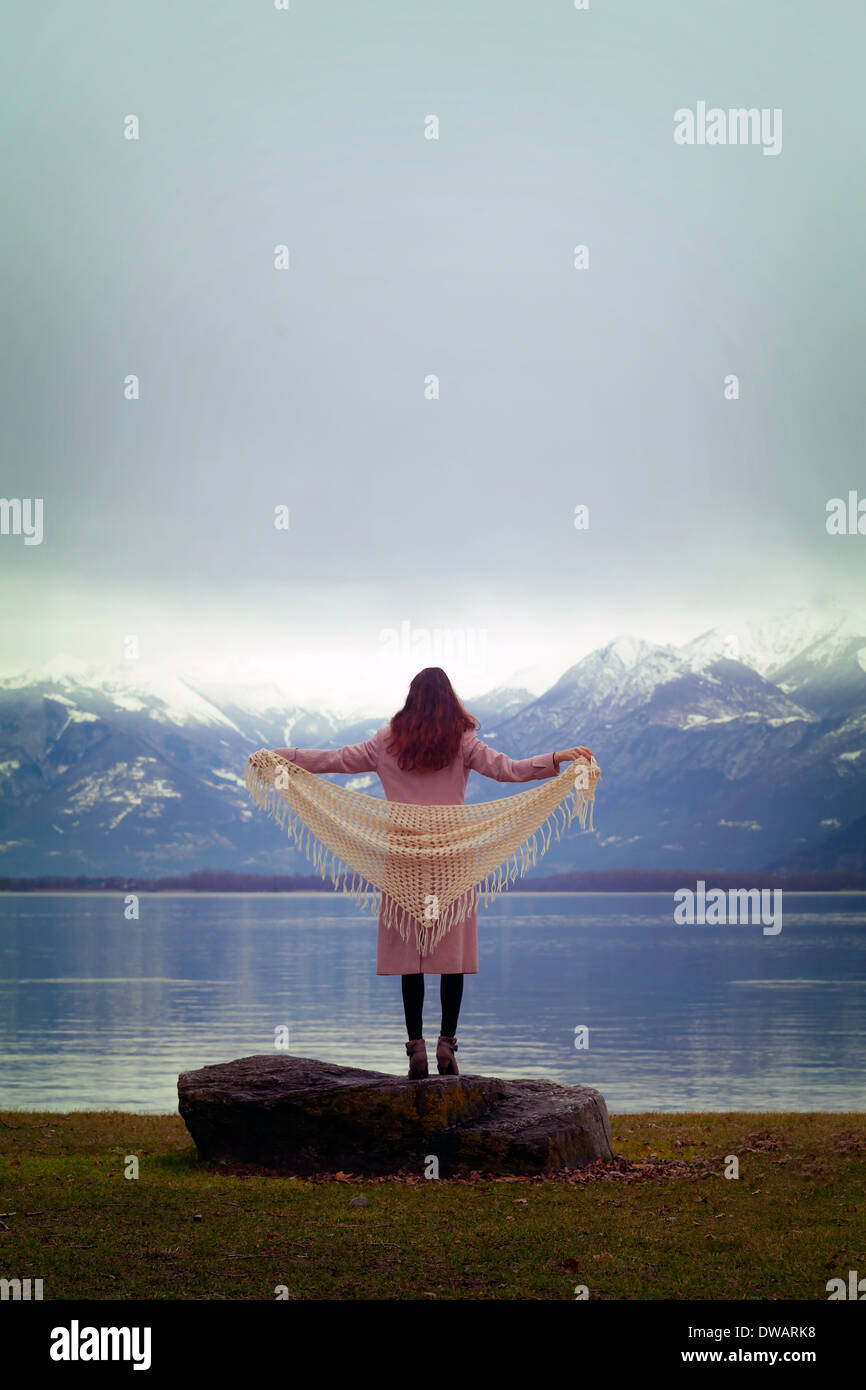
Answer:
[462,685,536,730]
[0,659,244,731]
[0,611,864,878]
[467,619,865,875]
[479,635,816,745]
[769,635,866,718]
[681,604,866,680]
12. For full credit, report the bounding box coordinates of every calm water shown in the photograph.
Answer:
[0,892,864,1113]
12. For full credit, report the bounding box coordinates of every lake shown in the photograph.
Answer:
[0,892,863,1113]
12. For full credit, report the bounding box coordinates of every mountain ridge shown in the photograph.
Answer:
[1,609,863,878]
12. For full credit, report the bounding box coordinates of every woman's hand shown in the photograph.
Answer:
[554,745,593,765]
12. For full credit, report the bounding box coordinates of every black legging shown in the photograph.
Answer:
[401,973,463,1040]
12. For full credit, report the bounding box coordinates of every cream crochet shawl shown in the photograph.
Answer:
[245,749,600,952]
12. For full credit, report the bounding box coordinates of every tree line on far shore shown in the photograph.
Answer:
[1,868,864,892]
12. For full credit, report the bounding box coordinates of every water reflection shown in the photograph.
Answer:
[0,892,863,1113]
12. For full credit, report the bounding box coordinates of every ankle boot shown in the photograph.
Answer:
[436,1034,459,1075]
[405,1037,428,1079]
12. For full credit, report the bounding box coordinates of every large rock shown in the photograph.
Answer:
[177,1054,613,1176]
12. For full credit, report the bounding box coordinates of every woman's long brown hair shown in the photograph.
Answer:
[385,667,479,772]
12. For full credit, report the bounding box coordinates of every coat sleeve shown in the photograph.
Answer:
[464,732,559,782]
[272,731,380,774]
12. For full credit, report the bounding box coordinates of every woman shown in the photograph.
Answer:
[273,667,592,1080]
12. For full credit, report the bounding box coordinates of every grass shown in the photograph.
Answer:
[1,1111,864,1300]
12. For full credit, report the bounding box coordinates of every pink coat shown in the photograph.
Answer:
[272,727,560,975]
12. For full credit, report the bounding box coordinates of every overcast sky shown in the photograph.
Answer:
[2,1,864,711]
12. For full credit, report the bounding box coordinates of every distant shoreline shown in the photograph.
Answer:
[2,869,864,893]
